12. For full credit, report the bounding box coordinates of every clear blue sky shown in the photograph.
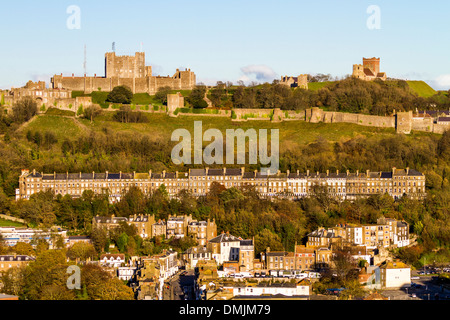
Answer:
[1,0,449,90]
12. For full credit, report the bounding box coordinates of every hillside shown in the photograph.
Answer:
[407,80,437,97]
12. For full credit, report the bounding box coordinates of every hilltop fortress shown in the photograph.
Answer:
[352,57,387,81]
[51,51,196,94]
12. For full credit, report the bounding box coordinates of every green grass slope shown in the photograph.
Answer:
[407,81,437,98]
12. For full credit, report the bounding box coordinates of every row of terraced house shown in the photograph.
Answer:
[16,167,426,202]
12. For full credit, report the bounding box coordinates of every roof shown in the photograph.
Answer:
[0,255,35,262]
[208,233,242,243]
[381,261,410,269]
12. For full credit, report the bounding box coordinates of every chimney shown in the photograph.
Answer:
[346,170,349,176]
[162,170,166,178]
[297,170,299,175]
[336,170,339,175]
[366,170,370,176]
[241,167,245,176]
[149,170,152,179]
[287,169,290,176]
[327,170,329,176]
[406,167,409,175]
[307,170,310,176]
[205,167,209,176]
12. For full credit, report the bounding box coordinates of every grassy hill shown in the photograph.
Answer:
[407,81,437,98]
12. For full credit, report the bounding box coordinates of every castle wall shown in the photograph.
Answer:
[232,108,274,121]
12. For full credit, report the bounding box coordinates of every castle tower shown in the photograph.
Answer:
[352,64,365,79]
[298,74,308,89]
[105,52,146,78]
[363,57,380,76]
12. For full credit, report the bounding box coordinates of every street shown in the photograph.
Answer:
[382,271,450,301]
[162,269,196,300]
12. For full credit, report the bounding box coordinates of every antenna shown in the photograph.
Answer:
[83,44,87,75]
[112,42,116,53]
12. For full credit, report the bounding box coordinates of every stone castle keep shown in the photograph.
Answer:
[51,52,196,94]
[352,57,387,81]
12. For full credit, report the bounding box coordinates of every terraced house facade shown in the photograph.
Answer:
[16,167,426,202]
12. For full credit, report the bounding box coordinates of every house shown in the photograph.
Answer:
[100,254,125,268]
[66,236,92,247]
[0,226,67,248]
[182,245,212,269]
[306,227,343,249]
[151,219,166,239]
[117,266,137,281]
[379,260,411,289]
[207,232,243,265]
[0,254,35,272]
[128,214,156,239]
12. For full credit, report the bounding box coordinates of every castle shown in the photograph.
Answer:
[51,51,196,94]
[352,57,387,81]
[280,74,308,89]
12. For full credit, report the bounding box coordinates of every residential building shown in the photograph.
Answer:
[182,245,212,269]
[16,167,426,202]
[207,232,242,265]
[379,260,411,289]
[0,254,35,272]
[66,236,92,247]
[0,226,67,248]
[151,219,166,239]
[100,253,125,268]
[117,266,137,281]
[128,214,156,239]
[306,227,343,249]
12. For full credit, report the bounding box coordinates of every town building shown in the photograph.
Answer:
[182,245,213,269]
[100,253,125,268]
[66,235,92,247]
[206,232,254,268]
[0,254,35,272]
[379,260,411,289]
[16,167,426,202]
[0,226,67,248]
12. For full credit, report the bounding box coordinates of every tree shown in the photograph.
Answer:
[83,104,102,123]
[90,226,108,253]
[81,264,134,300]
[154,86,173,105]
[67,242,97,262]
[12,97,38,123]
[187,85,208,108]
[11,242,34,256]
[106,86,133,104]
[21,250,75,300]
[254,228,284,255]
[332,250,357,285]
